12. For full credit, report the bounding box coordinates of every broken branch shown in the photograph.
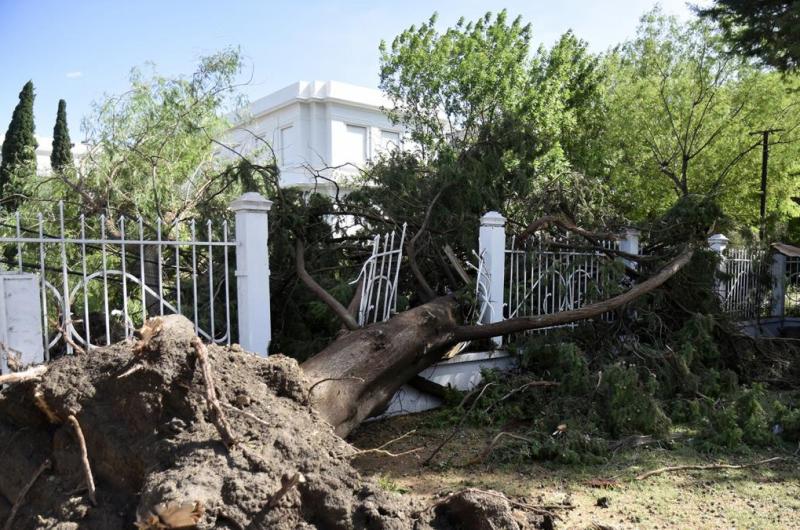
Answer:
[469,432,534,465]
[295,239,360,331]
[635,456,786,480]
[451,247,694,342]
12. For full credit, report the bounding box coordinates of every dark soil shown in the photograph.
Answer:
[0,315,546,529]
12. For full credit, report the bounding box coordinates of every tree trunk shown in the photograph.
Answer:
[303,248,694,437]
[302,295,461,437]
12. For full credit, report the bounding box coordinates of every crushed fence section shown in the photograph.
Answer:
[504,235,622,339]
[0,202,237,359]
[719,247,770,321]
[352,224,406,326]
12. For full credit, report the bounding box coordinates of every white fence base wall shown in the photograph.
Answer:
[379,351,516,418]
[737,316,800,337]
[0,272,44,374]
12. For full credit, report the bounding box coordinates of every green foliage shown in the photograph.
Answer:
[1,80,37,208]
[367,11,620,303]
[50,99,74,172]
[519,340,590,393]
[599,8,800,232]
[772,400,800,442]
[699,0,800,72]
[598,363,672,438]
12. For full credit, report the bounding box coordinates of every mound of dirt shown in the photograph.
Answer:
[0,315,547,529]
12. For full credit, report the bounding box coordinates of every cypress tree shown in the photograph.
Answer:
[0,80,37,203]
[51,99,74,172]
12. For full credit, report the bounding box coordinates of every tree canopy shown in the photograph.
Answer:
[0,80,37,209]
[698,0,800,72]
[597,9,800,237]
[51,99,74,173]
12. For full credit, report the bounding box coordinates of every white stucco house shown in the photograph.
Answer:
[225,80,406,192]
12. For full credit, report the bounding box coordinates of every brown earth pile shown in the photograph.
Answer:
[0,315,547,529]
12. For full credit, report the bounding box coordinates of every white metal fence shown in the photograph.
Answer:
[0,202,235,358]
[782,256,800,316]
[475,211,633,345]
[352,224,406,326]
[474,212,789,347]
[0,192,273,374]
[505,235,620,330]
[718,247,770,320]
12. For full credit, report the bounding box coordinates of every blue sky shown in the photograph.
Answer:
[0,0,694,140]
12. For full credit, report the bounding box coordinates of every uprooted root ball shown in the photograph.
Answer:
[0,315,547,529]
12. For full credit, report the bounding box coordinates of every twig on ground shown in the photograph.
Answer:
[350,430,421,458]
[482,380,559,415]
[67,414,97,505]
[469,432,534,465]
[421,488,571,521]
[190,337,238,448]
[0,365,47,385]
[608,433,687,452]
[424,383,495,466]
[220,402,271,429]
[3,458,51,530]
[635,456,786,480]
[267,472,305,509]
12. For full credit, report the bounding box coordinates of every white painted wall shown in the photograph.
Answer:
[224,81,405,192]
[0,135,89,176]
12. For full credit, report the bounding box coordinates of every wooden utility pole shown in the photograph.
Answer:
[750,129,784,240]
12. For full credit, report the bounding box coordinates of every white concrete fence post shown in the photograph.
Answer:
[708,233,730,302]
[771,251,786,318]
[479,211,506,348]
[618,228,641,270]
[230,192,273,356]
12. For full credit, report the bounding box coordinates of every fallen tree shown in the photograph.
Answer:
[304,246,695,437]
[0,235,696,528]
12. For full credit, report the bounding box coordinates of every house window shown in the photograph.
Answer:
[279,125,294,166]
[378,130,400,154]
[342,124,368,166]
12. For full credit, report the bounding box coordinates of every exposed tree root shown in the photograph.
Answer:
[67,414,97,505]
[2,458,50,530]
[0,365,47,385]
[190,336,239,449]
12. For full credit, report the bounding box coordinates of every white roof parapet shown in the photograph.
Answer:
[231,80,395,125]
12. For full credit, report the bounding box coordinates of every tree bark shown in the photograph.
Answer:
[302,295,461,437]
[303,247,695,437]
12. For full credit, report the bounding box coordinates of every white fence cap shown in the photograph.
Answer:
[481,211,506,227]
[230,192,273,213]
